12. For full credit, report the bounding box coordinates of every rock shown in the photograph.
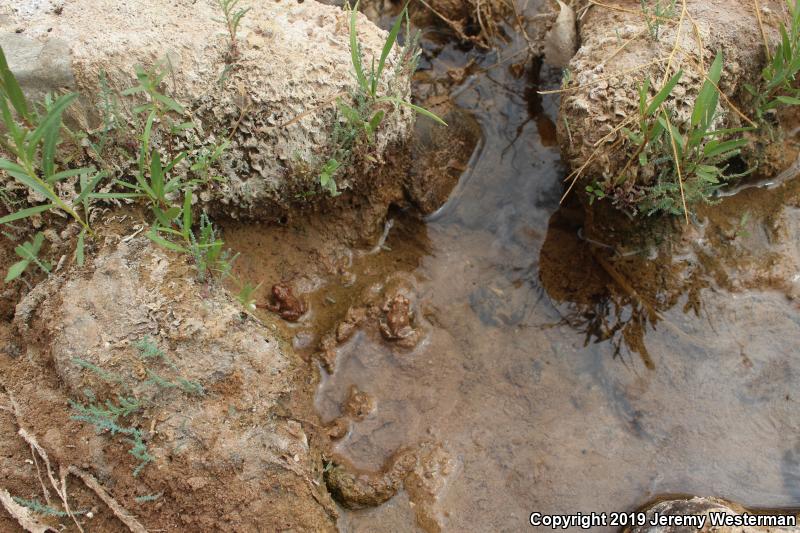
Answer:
[0,33,73,101]
[628,497,800,533]
[10,236,337,531]
[543,0,577,68]
[0,0,415,222]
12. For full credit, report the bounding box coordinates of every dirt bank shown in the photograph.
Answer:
[0,229,337,531]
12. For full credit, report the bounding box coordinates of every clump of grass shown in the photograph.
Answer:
[317,1,446,196]
[750,0,800,119]
[640,0,676,40]
[216,0,251,60]
[598,52,751,217]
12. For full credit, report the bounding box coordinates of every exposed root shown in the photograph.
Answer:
[67,467,148,533]
[0,489,56,533]
[3,390,147,533]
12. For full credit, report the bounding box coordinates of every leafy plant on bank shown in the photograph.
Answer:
[0,47,109,271]
[602,52,751,216]
[750,0,800,118]
[318,1,446,196]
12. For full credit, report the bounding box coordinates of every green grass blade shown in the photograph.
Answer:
[0,203,55,224]
[76,228,86,266]
[645,70,683,117]
[349,1,369,94]
[147,229,188,253]
[73,170,107,207]
[182,188,193,241]
[381,97,448,126]
[373,2,409,95]
[0,46,30,120]
[150,151,164,201]
[0,158,59,203]
[691,52,723,129]
[29,93,77,149]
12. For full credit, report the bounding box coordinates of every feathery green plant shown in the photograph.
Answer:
[69,394,153,476]
[216,0,251,60]
[12,497,87,517]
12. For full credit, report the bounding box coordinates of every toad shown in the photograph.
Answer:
[379,294,419,348]
[258,283,306,322]
[379,295,412,339]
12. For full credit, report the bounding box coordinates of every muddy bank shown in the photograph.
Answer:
[1,230,336,531]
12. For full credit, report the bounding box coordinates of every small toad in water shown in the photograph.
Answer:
[258,283,307,321]
[379,294,419,348]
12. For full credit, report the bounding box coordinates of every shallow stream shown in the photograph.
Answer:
[226,9,800,532]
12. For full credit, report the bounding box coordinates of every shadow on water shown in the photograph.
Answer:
[228,2,800,531]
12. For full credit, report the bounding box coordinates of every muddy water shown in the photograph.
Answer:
[225,15,800,533]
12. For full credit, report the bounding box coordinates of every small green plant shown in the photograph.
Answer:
[585,182,606,205]
[611,52,751,216]
[0,47,108,267]
[732,210,752,239]
[11,497,87,517]
[234,280,261,312]
[216,0,251,60]
[189,140,230,185]
[69,394,153,476]
[318,2,445,195]
[751,0,800,118]
[4,232,50,282]
[72,357,125,384]
[640,0,676,40]
[134,493,163,504]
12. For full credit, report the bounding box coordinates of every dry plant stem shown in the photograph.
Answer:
[660,107,690,222]
[67,467,148,533]
[0,488,55,533]
[276,91,348,129]
[754,0,772,60]
[17,428,85,533]
[588,0,674,20]
[660,0,688,86]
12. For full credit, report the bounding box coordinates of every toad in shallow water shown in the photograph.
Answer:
[379,294,419,347]
[258,283,307,321]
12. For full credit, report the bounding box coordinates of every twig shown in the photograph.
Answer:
[0,488,55,533]
[754,0,771,61]
[660,108,689,223]
[67,467,148,533]
[273,91,348,130]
